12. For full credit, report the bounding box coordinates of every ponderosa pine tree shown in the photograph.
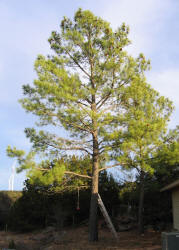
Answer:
[7,9,151,241]
[109,79,173,233]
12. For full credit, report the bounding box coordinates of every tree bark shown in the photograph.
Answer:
[138,170,145,234]
[89,98,99,241]
[89,172,98,240]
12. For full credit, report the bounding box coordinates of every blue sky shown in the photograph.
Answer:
[1,0,179,190]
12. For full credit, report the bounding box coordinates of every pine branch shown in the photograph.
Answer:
[34,168,92,179]
[97,93,112,109]
[97,69,116,108]
[98,163,125,172]
[44,141,93,155]
[57,137,92,148]
[76,101,90,107]
[62,146,93,155]
[59,115,93,134]
[65,49,91,78]
[65,171,92,179]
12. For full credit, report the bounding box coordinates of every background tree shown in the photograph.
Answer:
[6,156,92,232]
[109,79,173,233]
[7,9,150,241]
[154,126,179,182]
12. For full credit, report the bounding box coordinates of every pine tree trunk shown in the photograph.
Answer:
[89,163,99,241]
[89,103,99,241]
[138,170,145,234]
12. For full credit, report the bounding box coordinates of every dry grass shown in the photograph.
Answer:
[54,227,162,250]
[0,226,162,250]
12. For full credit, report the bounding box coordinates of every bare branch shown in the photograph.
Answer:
[36,168,49,171]
[65,49,91,78]
[36,104,93,134]
[98,163,124,172]
[61,146,93,155]
[77,102,91,117]
[57,137,92,148]
[60,116,93,134]
[70,139,93,150]
[34,168,91,180]
[97,69,116,109]
[45,141,93,155]
[65,171,92,179]
[76,101,90,107]
[100,104,118,113]
[97,93,112,109]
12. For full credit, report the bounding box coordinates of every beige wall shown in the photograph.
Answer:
[172,187,179,230]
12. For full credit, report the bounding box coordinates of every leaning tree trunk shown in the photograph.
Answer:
[138,170,145,234]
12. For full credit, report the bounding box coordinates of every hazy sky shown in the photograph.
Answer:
[1,0,179,190]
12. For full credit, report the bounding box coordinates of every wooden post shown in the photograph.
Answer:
[97,193,118,240]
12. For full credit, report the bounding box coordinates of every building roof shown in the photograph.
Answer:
[161,180,179,192]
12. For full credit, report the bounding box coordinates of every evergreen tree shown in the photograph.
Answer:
[7,9,150,241]
[153,126,179,186]
[110,79,173,233]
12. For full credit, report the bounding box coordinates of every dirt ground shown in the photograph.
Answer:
[0,226,162,250]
